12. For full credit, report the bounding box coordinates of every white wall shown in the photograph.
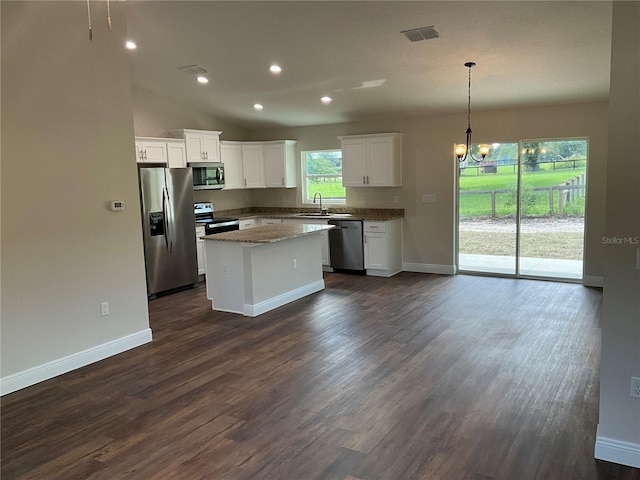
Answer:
[1,2,150,391]
[596,1,640,468]
[248,101,609,278]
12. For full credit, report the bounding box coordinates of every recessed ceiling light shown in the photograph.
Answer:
[197,76,209,84]
[253,104,264,111]
[269,64,282,74]
[125,40,137,50]
[320,96,333,105]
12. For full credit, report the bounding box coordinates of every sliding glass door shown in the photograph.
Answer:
[457,138,587,281]
[458,143,519,275]
[517,139,586,279]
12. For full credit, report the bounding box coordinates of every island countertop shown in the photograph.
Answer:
[203,223,334,244]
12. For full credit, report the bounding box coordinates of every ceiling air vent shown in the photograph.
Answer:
[177,64,209,75]
[401,26,439,42]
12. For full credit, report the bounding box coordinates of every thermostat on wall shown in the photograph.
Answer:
[110,200,126,212]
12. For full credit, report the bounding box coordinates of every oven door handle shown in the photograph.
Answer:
[210,220,240,230]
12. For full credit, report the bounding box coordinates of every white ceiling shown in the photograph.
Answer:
[124,1,613,129]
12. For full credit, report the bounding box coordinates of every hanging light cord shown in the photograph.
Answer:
[466,64,473,134]
[106,0,112,31]
[460,62,478,163]
[86,0,92,41]
[86,0,113,41]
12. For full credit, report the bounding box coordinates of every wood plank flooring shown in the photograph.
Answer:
[2,272,639,479]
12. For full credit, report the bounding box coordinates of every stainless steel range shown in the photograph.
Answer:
[194,202,240,235]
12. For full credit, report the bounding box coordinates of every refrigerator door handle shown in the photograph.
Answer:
[162,187,172,252]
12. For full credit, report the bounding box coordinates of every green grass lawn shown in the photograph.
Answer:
[459,231,584,260]
[305,180,345,200]
[459,165,586,217]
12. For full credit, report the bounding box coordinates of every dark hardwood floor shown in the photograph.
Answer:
[2,272,638,479]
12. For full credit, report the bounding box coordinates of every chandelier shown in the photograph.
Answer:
[455,62,490,163]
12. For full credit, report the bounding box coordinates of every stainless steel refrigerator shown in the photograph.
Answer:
[139,167,198,295]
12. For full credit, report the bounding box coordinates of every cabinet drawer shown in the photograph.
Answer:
[364,221,386,233]
[260,218,282,225]
[240,219,258,230]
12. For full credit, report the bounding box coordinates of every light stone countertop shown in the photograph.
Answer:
[203,223,334,244]
[219,208,404,222]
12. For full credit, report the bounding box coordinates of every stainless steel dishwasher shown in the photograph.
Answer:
[328,219,364,273]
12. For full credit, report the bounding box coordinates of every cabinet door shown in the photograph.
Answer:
[136,140,167,164]
[367,137,395,186]
[364,232,387,269]
[185,135,205,163]
[242,144,265,188]
[220,143,243,189]
[263,143,286,187]
[166,142,187,168]
[264,142,297,188]
[341,139,367,186]
[202,133,220,162]
[195,226,206,276]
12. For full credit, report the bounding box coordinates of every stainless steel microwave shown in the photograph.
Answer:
[190,162,225,190]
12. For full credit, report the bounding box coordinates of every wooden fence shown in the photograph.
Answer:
[462,158,585,176]
[460,173,586,217]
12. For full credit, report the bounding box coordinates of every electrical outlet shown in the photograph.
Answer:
[360,196,366,204]
[292,258,297,269]
[631,377,640,398]
[393,195,399,204]
[282,195,287,204]
[223,264,228,274]
[100,302,109,317]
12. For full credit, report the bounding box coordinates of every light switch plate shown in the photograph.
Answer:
[421,194,436,203]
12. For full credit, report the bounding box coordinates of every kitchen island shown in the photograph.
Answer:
[203,223,334,316]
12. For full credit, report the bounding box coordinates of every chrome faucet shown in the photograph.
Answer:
[313,192,325,214]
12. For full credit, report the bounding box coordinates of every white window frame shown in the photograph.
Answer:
[301,149,346,205]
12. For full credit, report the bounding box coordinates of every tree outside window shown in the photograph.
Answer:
[302,150,345,203]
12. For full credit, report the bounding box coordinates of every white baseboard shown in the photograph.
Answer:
[583,275,604,288]
[0,328,153,396]
[244,279,325,317]
[595,425,640,468]
[402,262,456,275]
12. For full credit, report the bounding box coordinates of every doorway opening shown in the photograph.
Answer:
[457,138,587,281]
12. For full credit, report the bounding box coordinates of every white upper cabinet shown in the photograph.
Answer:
[241,143,265,188]
[166,139,187,168]
[220,142,244,190]
[135,137,186,167]
[264,140,297,188]
[219,139,297,189]
[340,133,402,187]
[135,138,168,164]
[169,129,222,163]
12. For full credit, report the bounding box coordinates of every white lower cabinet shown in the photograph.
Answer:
[364,219,402,277]
[239,218,258,230]
[195,226,206,276]
[283,218,330,266]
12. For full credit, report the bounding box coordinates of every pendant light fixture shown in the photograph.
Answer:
[455,62,490,163]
